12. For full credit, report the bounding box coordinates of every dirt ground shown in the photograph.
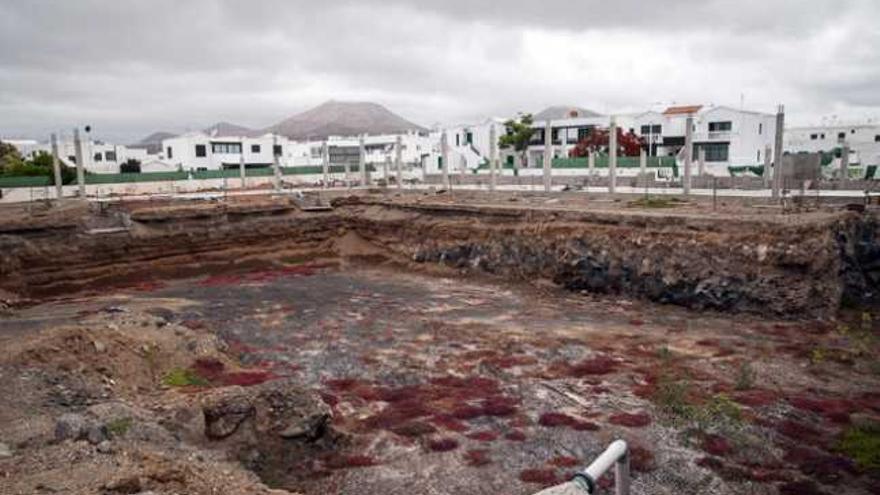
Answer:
[2,260,878,495]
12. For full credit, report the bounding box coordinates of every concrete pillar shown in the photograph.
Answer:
[488,124,497,192]
[639,147,647,182]
[543,119,553,192]
[358,134,367,186]
[698,146,706,177]
[322,142,329,188]
[50,133,63,201]
[383,155,390,187]
[683,115,693,195]
[441,130,450,189]
[73,128,86,198]
[772,105,785,199]
[271,135,282,193]
[840,142,850,185]
[588,151,595,177]
[395,135,403,190]
[763,144,772,187]
[608,117,617,194]
[239,146,246,189]
[459,155,467,181]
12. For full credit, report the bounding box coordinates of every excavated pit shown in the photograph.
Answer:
[1,192,879,495]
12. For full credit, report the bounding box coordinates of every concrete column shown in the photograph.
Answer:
[639,147,647,182]
[271,135,282,193]
[543,119,553,192]
[772,105,785,199]
[441,130,450,189]
[488,124,497,192]
[383,155,390,187]
[358,135,367,186]
[609,117,617,194]
[321,142,330,188]
[588,151,595,176]
[73,128,86,198]
[698,146,706,176]
[683,115,693,195]
[239,146,246,189]
[395,135,403,190]
[344,144,351,188]
[840,142,850,185]
[459,155,467,181]
[50,133,63,201]
[763,144,772,187]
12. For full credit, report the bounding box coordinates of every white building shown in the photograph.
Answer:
[161,132,292,171]
[785,122,880,167]
[6,136,154,173]
[423,119,505,174]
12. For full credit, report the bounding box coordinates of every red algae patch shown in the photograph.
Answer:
[428,438,460,452]
[519,468,558,486]
[629,445,657,472]
[608,412,652,428]
[565,356,618,377]
[539,412,599,431]
[464,449,492,467]
[505,430,527,442]
[548,456,581,468]
[701,434,734,457]
[390,421,437,438]
[466,430,498,442]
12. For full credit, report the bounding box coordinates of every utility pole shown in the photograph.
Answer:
[395,135,403,190]
[683,115,693,195]
[488,124,497,192]
[441,130,450,189]
[359,134,368,186]
[772,105,785,199]
[50,133,63,202]
[73,128,86,198]
[322,141,329,188]
[543,119,553,192]
[609,116,617,194]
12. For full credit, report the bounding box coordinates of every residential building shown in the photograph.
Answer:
[785,121,880,167]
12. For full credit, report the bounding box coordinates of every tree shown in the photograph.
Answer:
[569,128,645,158]
[120,158,142,174]
[498,113,535,168]
[0,139,24,173]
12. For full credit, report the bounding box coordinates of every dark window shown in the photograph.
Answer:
[875,135,880,142]
[640,125,662,135]
[68,155,76,163]
[708,121,732,132]
[455,134,460,146]
[810,134,818,140]
[251,144,261,153]
[466,132,473,145]
[695,143,729,162]
[195,144,206,157]
[211,142,242,154]
[820,133,825,139]
[838,132,846,141]
[759,123,763,135]
[93,152,103,162]
[105,151,117,161]
[851,129,856,134]
[167,146,173,159]
[273,145,282,156]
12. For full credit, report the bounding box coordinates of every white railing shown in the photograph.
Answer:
[571,440,630,494]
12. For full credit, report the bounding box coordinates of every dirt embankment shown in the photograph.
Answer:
[0,195,878,317]
[0,307,332,495]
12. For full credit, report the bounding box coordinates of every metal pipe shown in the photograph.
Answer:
[572,440,629,494]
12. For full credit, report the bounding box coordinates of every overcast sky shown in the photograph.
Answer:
[1,0,879,143]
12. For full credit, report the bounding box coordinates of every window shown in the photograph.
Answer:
[167,146,173,159]
[820,134,825,139]
[708,121,732,132]
[211,142,242,154]
[838,132,846,141]
[466,132,473,145]
[455,134,460,147]
[640,125,661,135]
[851,129,856,134]
[273,144,282,156]
[93,152,103,162]
[875,135,880,142]
[105,151,117,162]
[195,144,206,157]
[810,134,818,140]
[695,143,729,162]
[68,156,76,163]
[251,144,261,153]
[759,123,763,135]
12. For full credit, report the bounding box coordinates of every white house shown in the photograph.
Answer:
[785,122,880,167]
[6,136,154,173]
[423,119,505,174]
[161,132,292,171]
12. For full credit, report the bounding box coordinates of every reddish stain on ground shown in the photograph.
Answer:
[466,430,499,442]
[188,358,274,387]
[565,356,617,377]
[538,412,599,431]
[776,419,824,444]
[390,421,437,438]
[323,454,376,470]
[701,434,734,457]
[608,412,652,428]
[427,438,459,452]
[464,449,492,467]
[518,468,558,486]
[778,480,828,495]
[430,414,469,432]
[505,430,527,442]
[732,389,779,407]
[548,456,580,468]
[629,446,656,473]
[788,396,855,424]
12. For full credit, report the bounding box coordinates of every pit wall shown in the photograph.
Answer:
[1,198,877,317]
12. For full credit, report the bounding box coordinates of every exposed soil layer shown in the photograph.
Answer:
[1,193,879,317]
